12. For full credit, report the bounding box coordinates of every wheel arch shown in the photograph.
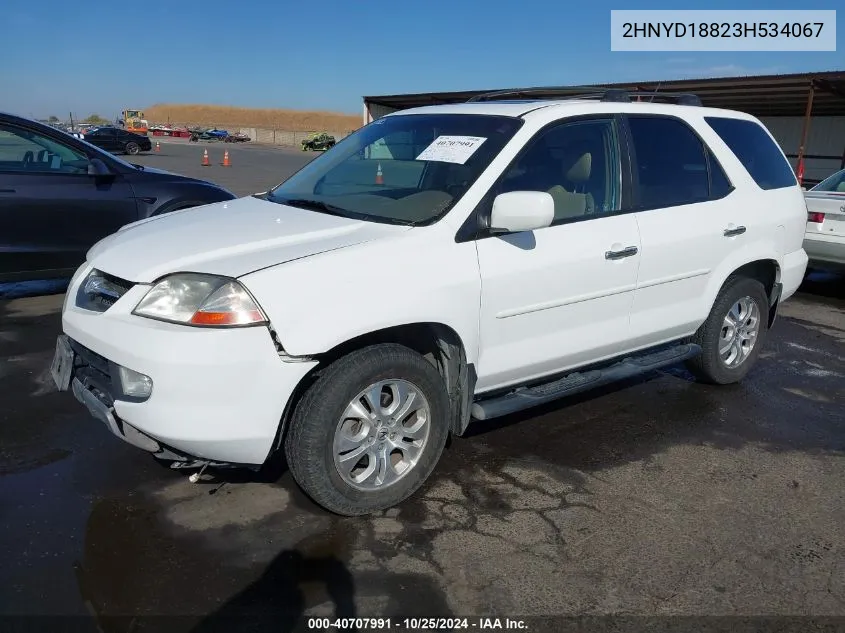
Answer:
[271,321,476,457]
[714,258,782,328]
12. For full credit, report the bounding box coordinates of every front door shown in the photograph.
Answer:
[474,116,641,392]
[86,128,119,153]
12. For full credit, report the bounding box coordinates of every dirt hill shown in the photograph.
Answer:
[143,104,361,132]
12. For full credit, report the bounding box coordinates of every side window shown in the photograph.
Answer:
[707,148,733,199]
[704,117,797,190]
[627,116,718,209]
[497,118,621,223]
[0,124,88,174]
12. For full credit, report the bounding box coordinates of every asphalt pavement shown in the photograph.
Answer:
[132,139,318,197]
[1,146,845,632]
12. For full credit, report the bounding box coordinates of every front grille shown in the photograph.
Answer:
[75,269,135,313]
[69,339,117,406]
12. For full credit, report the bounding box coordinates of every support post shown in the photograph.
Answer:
[796,81,815,185]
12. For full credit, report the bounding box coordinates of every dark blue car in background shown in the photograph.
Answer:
[0,111,237,283]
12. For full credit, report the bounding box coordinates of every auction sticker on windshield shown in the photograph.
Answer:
[416,136,487,164]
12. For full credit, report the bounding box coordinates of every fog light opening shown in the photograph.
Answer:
[117,365,153,399]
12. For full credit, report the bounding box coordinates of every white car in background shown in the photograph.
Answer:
[804,168,845,271]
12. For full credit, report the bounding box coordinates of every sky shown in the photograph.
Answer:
[0,0,841,120]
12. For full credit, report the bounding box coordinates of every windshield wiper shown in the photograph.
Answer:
[276,198,352,218]
[273,196,418,226]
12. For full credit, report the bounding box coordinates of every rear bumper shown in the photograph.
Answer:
[780,248,809,303]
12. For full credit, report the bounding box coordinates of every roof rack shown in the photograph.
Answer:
[629,92,703,106]
[466,87,702,107]
[466,86,615,103]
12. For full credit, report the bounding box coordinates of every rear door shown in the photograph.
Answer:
[623,114,741,347]
[0,121,139,281]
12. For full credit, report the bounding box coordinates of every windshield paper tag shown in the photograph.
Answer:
[416,136,487,164]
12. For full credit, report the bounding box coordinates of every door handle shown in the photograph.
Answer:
[605,246,638,260]
[723,226,746,237]
[0,189,15,193]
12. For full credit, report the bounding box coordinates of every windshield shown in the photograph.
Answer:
[811,169,845,193]
[267,113,523,225]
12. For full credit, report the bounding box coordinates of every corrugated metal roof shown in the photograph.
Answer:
[364,70,845,117]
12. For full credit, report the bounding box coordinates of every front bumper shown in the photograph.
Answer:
[59,267,318,465]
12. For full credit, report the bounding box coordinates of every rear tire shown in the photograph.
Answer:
[284,344,450,516]
[685,276,769,385]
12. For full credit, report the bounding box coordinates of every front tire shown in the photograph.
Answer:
[685,276,769,385]
[285,344,450,516]
[125,142,140,155]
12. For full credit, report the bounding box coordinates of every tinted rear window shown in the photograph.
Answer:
[704,117,796,190]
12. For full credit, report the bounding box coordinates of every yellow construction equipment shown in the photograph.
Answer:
[120,109,149,135]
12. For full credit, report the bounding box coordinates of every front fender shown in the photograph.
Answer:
[239,230,482,366]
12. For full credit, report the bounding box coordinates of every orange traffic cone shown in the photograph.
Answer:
[375,162,383,185]
[155,141,160,152]
[222,150,230,167]
[202,149,210,166]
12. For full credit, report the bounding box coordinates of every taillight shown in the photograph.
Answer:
[808,212,825,223]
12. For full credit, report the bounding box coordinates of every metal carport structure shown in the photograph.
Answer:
[363,70,845,185]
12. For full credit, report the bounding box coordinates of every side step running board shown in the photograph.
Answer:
[471,343,701,421]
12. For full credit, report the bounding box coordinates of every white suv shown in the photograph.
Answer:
[51,90,809,516]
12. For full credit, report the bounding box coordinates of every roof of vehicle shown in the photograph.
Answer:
[387,99,758,121]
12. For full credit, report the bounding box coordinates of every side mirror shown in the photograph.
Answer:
[87,158,111,177]
[489,191,554,233]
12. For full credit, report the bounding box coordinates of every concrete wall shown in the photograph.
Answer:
[236,128,354,147]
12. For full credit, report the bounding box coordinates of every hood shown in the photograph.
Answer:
[132,165,175,176]
[130,164,231,193]
[87,196,411,283]
[131,164,215,184]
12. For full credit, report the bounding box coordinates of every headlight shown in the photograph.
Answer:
[132,273,267,327]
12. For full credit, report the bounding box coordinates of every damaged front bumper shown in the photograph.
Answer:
[53,333,211,464]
